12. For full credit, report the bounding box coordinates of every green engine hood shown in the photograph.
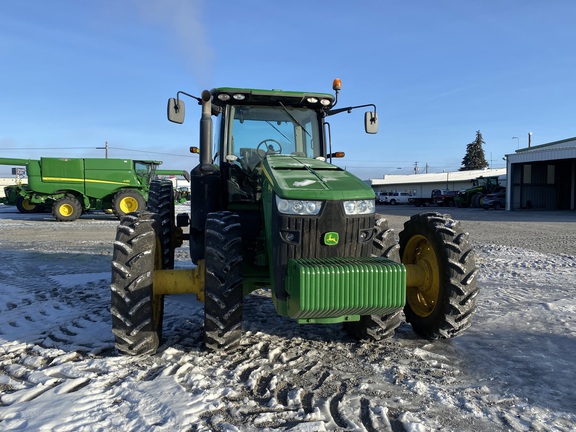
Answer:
[262,154,375,201]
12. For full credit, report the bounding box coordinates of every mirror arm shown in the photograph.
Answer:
[327,103,377,117]
[176,91,202,105]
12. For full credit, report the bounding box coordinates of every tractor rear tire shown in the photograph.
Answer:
[344,216,403,341]
[52,194,82,222]
[399,212,479,339]
[147,180,176,269]
[471,193,483,208]
[204,211,243,352]
[112,189,146,219]
[111,212,165,355]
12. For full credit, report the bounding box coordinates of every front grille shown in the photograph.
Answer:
[271,200,375,298]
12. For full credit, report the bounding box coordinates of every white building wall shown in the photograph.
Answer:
[370,168,506,198]
[0,178,26,199]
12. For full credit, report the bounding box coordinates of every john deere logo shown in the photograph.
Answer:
[324,232,339,246]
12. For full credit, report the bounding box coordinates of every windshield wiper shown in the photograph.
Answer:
[279,101,311,139]
[266,121,293,144]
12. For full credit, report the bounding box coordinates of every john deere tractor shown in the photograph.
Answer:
[110,80,479,355]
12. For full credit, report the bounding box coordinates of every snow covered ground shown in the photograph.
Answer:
[0,204,575,431]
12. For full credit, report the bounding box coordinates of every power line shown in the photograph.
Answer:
[2,146,197,159]
[109,147,197,158]
[2,147,96,150]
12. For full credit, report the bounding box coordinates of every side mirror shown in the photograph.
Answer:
[167,98,185,124]
[364,111,378,134]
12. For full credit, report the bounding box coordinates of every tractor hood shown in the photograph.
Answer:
[262,154,375,201]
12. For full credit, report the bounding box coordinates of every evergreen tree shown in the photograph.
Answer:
[460,130,489,171]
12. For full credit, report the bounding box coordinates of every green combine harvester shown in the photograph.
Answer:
[110,80,479,354]
[0,157,162,221]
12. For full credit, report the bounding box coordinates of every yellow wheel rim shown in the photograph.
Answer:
[22,200,36,211]
[59,203,74,217]
[402,234,440,317]
[120,197,139,213]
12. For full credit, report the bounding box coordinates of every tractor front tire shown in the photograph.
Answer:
[112,189,146,219]
[399,212,479,339]
[204,211,243,352]
[52,195,82,222]
[111,212,165,355]
[344,216,403,341]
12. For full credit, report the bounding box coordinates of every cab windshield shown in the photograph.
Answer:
[134,162,155,185]
[226,105,322,169]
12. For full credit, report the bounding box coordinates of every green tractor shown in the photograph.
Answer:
[455,176,504,208]
[110,80,479,355]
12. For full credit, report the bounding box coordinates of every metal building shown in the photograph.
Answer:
[370,168,506,199]
[506,137,576,210]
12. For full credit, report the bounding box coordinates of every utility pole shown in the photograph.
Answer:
[97,142,109,158]
[413,161,419,174]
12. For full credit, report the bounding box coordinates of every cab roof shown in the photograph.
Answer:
[210,87,335,109]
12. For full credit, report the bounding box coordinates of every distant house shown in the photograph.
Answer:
[370,168,506,200]
[506,137,576,210]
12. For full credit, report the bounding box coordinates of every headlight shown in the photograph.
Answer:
[343,200,375,215]
[276,196,322,215]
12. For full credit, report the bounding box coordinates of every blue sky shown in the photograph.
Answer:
[1,0,575,180]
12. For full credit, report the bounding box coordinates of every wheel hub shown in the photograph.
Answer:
[120,197,138,213]
[402,235,440,317]
[60,204,74,217]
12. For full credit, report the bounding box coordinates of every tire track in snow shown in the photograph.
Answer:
[155,291,418,431]
[0,250,115,408]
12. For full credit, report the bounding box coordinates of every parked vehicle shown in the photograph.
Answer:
[382,191,413,205]
[376,192,390,204]
[0,157,162,221]
[432,189,457,207]
[455,176,504,208]
[109,80,479,355]
[481,190,506,210]
[411,189,456,207]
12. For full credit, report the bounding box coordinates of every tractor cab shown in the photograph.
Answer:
[211,91,328,204]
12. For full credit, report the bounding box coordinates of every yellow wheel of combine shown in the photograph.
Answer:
[16,196,44,214]
[52,195,82,222]
[112,189,146,219]
[119,196,138,213]
[59,204,74,217]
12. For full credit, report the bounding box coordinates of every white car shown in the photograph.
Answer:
[376,192,390,204]
[380,192,413,205]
